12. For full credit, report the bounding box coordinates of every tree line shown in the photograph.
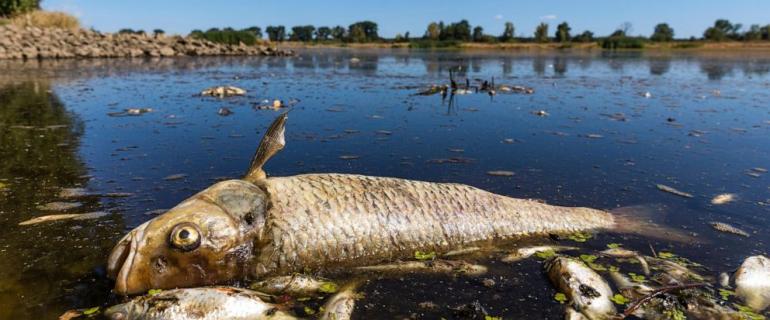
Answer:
[183,18,770,47]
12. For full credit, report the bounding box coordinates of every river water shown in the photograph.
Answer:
[0,49,768,319]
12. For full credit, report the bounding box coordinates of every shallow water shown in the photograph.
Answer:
[0,49,768,319]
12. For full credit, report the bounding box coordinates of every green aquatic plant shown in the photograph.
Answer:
[82,306,100,316]
[554,292,568,304]
[628,272,646,283]
[414,250,436,260]
[319,282,339,294]
[734,304,765,320]
[718,288,735,301]
[567,231,593,242]
[535,249,557,259]
[610,293,630,305]
[147,289,162,296]
[606,243,622,249]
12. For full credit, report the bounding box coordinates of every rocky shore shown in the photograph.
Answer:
[0,25,293,59]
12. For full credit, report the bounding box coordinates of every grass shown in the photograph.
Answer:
[6,10,79,30]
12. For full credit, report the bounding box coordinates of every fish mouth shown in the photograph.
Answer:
[107,221,148,295]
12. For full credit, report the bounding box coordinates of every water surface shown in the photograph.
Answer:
[0,49,769,319]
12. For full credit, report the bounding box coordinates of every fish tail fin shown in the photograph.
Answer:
[244,112,288,182]
[610,204,702,244]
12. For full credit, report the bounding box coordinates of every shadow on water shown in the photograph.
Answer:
[0,49,768,318]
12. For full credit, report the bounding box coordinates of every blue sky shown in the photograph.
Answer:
[44,0,770,38]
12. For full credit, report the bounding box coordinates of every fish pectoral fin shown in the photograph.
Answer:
[244,112,288,182]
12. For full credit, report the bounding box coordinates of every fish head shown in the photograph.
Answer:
[107,180,269,295]
[104,300,144,320]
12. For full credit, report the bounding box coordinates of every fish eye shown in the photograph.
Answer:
[168,222,201,252]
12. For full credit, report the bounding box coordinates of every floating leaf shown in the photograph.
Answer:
[587,262,607,271]
[567,232,593,243]
[147,289,162,296]
[303,306,317,315]
[82,307,100,316]
[610,294,630,305]
[658,251,675,259]
[606,243,622,249]
[718,289,735,301]
[609,265,620,272]
[297,297,311,302]
[580,254,598,263]
[414,251,436,260]
[535,249,557,259]
[733,304,765,320]
[554,292,567,304]
[319,282,339,294]
[663,308,686,320]
[485,316,503,320]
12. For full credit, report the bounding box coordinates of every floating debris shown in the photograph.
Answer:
[642,91,652,98]
[498,85,534,94]
[710,222,750,237]
[58,188,89,199]
[656,184,693,198]
[163,173,188,181]
[19,211,110,226]
[36,201,82,211]
[583,133,604,139]
[338,155,360,160]
[735,255,770,312]
[600,113,627,122]
[486,170,515,177]
[217,107,233,116]
[711,193,737,205]
[426,157,475,164]
[751,167,768,173]
[375,130,392,135]
[107,108,153,117]
[200,86,246,97]
[532,110,549,117]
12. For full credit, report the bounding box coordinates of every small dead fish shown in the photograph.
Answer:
[318,283,359,320]
[486,170,515,177]
[36,201,82,211]
[19,211,110,226]
[711,193,737,205]
[532,110,549,117]
[600,248,650,275]
[545,256,616,320]
[108,108,153,117]
[356,260,487,276]
[104,286,295,320]
[735,255,770,311]
[163,173,188,181]
[200,86,246,97]
[656,184,693,198]
[751,167,768,173]
[710,221,749,237]
[501,246,578,263]
[249,274,337,296]
[583,133,604,139]
[649,257,705,284]
[338,155,360,160]
[217,107,233,116]
[58,188,89,199]
[498,85,534,94]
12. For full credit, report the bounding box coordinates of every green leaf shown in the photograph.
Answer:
[606,243,622,249]
[82,306,100,315]
[663,308,686,320]
[628,272,646,283]
[554,292,567,304]
[610,294,630,305]
[567,231,593,243]
[718,288,735,301]
[147,289,162,296]
[535,249,557,259]
[579,254,598,263]
[733,304,765,320]
[658,251,675,259]
[609,265,620,272]
[485,316,503,320]
[414,250,436,260]
[296,297,311,302]
[587,262,607,271]
[319,282,339,294]
[304,306,317,315]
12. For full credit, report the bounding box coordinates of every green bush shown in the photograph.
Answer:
[408,40,462,48]
[189,27,257,45]
[601,36,645,49]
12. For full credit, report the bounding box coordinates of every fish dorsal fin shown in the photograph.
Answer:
[244,112,288,182]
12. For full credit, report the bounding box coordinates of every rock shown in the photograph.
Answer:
[159,47,175,56]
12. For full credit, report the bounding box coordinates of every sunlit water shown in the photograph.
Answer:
[0,49,768,319]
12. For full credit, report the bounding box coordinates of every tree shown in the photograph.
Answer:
[244,26,263,39]
[535,23,549,42]
[572,30,594,42]
[472,26,484,42]
[744,24,762,41]
[762,25,770,40]
[0,0,39,17]
[348,21,378,42]
[439,20,471,41]
[315,26,331,40]
[555,22,571,42]
[290,25,315,41]
[404,31,410,41]
[704,19,741,41]
[331,26,345,40]
[500,22,515,41]
[425,22,441,40]
[650,23,674,42]
[266,25,286,42]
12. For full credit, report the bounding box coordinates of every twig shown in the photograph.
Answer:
[648,242,658,258]
[620,283,708,318]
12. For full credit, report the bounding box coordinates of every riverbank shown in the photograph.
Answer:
[280,40,770,51]
[0,25,293,59]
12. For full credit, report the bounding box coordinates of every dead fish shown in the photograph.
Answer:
[735,255,770,311]
[711,193,737,205]
[498,85,534,94]
[36,201,82,211]
[532,110,549,117]
[217,107,233,116]
[486,170,515,177]
[107,113,695,295]
[19,211,110,226]
[163,173,188,181]
[501,245,578,263]
[546,256,616,320]
[200,86,246,97]
[583,134,604,139]
[249,274,337,296]
[58,188,89,199]
[600,248,650,275]
[710,221,750,237]
[355,259,487,276]
[656,184,693,198]
[103,286,295,320]
[318,283,359,320]
[649,257,705,284]
[338,155,360,160]
[108,108,153,117]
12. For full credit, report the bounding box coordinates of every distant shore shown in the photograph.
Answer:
[280,40,770,51]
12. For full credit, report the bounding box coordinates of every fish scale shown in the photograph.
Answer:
[253,173,615,276]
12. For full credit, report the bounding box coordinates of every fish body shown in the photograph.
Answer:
[735,255,770,311]
[104,287,295,320]
[355,259,487,276]
[107,113,691,295]
[249,274,336,296]
[318,283,359,320]
[546,256,616,320]
[501,245,578,263]
[710,221,750,237]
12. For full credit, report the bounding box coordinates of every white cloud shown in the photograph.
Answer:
[494,14,503,20]
[540,14,557,21]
